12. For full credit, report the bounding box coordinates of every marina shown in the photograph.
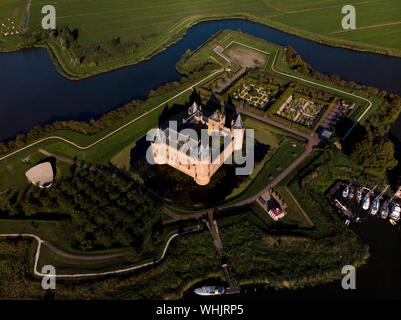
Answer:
[326,181,401,225]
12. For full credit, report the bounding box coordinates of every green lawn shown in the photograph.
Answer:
[0,0,27,29]
[270,0,401,55]
[223,135,306,206]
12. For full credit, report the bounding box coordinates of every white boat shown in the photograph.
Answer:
[362,194,371,210]
[380,200,390,219]
[342,186,350,198]
[194,286,225,296]
[389,203,400,224]
[371,185,389,216]
[370,198,380,215]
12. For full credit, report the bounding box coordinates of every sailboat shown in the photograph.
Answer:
[362,185,378,210]
[362,193,371,210]
[371,185,389,216]
[389,203,401,225]
[342,186,350,198]
[380,200,390,219]
[380,194,394,219]
[370,198,380,216]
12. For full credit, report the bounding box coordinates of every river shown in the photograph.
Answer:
[1,19,401,299]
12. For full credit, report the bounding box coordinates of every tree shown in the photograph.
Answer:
[351,136,398,174]
[0,142,7,153]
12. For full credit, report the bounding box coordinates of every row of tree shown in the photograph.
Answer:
[284,46,389,97]
[0,99,143,154]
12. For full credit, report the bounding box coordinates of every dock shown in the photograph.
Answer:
[206,211,240,295]
[326,180,401,222]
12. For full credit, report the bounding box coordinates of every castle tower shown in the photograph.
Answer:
[208,109,226,134]
[231,114,245,151]
[194,144,211,185]
[151,129,166,165]
[188,101,198,115]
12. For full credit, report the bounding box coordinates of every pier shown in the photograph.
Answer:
[206,211,240,295]
[326,180,401,223]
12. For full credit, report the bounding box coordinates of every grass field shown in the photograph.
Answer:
[224,43,269,68]
[1,0,400,78]
[0,0,27,31]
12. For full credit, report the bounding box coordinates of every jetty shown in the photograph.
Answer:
[326,180,401,223]
[206,210,240,295]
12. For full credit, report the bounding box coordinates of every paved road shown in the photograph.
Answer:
[43,242,129,261]
[285,186,314,227]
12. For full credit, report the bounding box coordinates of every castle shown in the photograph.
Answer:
[150,102,245,185]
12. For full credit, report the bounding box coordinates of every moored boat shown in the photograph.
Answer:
[342,186,349,198]
[380,200,390,219]
[194,286,225,296]
[370,198,380,215]
[362,194,371,210]
[389,203,400,225]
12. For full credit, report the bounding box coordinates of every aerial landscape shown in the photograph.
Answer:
[0,0,401,310]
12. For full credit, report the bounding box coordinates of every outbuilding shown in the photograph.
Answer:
[25,162,54,188]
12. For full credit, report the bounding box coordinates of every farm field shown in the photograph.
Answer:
[0,0,27,31]
[1,0,400,78]
[270,0,401,53]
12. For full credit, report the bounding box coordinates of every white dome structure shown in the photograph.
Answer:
[25,162,54,188]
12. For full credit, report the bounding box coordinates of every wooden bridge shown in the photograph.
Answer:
[206,210,240,295]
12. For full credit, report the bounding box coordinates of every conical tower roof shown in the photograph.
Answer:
[153,128,164,143]
[189,101,198,114]
[233,114,245,129]
[210,109,222,121]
